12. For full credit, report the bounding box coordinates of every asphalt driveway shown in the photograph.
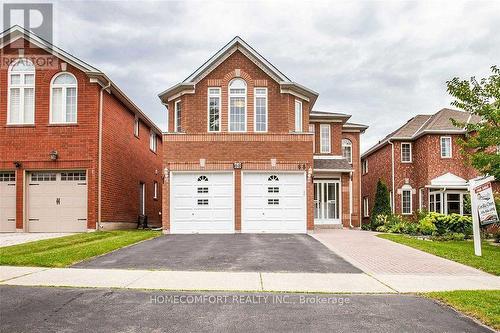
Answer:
[74,234,361,273]
[0,286,492,333]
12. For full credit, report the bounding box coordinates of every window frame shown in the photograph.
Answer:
[363,197,369,217]
[342,139,353,164]
[440,136,452,158]
[294,99,303,132]
[7,58,36,125]
[362,159,368,174]
[309,124,315,153]
[320,124,331,153]
[401,142,412,163]
[49,72,78,125]
[174,100,182,133]
[149,131,157,153]
[254,87,268,132]
[207,87,221,132]
[228,78,247,132]
[401,188,412,215]
[418,188,424,210]
[153,181,158,199]
[134,117,140,137]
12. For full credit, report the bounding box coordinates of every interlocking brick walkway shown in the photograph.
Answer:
[312,229,489,276]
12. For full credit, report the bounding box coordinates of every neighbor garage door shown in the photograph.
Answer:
[0,172,16,232]
[27,171,88,232]
[242,172,306,233]
[170,172,234,234]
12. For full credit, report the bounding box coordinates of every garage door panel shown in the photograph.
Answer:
[242,172,306,233]
[0,172,16,232]
[171,172,234,234]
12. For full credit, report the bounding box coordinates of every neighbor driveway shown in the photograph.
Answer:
[0,233,75,247]
[74,234,361,273]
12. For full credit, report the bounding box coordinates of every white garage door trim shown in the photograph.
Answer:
[170,171,235,234]
[0,171,17,232]
[26,170,88,233]
[241,171,307,233]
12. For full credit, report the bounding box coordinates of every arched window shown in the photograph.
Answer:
[342,139,352,164]
[228,78,246,132]
[197,175,208,182]
[268,175,279,182]
[50,72,78,123]
[8,58,35,124]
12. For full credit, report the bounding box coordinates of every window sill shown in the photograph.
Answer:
[48,123,78,127]
[5,124,35,128]
[401,161,413,164]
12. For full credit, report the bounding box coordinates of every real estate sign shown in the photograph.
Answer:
[473,182,499,226]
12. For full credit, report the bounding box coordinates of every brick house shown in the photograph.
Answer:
[361,108,482,223]
[0,26,162,232]
[159,37,367,233]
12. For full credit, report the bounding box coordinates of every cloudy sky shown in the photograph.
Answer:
[24,1,500,151]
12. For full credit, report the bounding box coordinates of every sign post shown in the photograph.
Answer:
[468,176,499,256]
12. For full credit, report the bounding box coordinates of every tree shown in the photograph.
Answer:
[447,65,500,180]
[370,179,392,230]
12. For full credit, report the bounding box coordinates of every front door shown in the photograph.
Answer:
[314,181,341,225]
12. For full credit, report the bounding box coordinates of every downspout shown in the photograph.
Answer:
[388,140,395,214]
[97,80,111,231]
[349,171,353,228]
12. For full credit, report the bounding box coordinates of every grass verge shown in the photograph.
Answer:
[378,234,500,275]
[425,290,500,330]
[0,230,161,268]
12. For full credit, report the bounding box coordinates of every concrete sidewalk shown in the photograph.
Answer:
[1,266,499,293]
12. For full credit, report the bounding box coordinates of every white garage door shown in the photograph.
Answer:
[242,172,306,233]
[0,172,16,232]
[170,172,234,234]
[27,171,88,232]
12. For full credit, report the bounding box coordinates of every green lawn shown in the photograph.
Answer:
[377,234,500,275]
[0,230,161,268]
[425,290,500,330]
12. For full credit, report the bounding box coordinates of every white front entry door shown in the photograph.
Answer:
[27,171,88,232]
[242,172,306,233]
[314,181,341,225]
[0,172,16,232]
[170,172,234,234]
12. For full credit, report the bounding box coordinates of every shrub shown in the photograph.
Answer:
[418,217,437,235]
[370,179,392,230]
[418,212,472,237]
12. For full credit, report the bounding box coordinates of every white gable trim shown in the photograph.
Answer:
[430,172,468,187]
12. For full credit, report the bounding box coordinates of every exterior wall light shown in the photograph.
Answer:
[49,150,58,161]
[233,162,242,169]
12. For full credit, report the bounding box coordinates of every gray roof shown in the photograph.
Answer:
[314,158,353,171]
[362,108,482,158]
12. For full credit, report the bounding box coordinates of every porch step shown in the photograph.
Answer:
[315,224,343,229]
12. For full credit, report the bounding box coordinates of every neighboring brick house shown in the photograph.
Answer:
[159,37,367,233]
[361,108,482,224]
[0,26,162,232]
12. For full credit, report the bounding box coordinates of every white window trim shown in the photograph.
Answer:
[49,72,78,124]
[134,116,139,137]
[342,139,353,164]
[174,100,181,133]
[363,197,369,217]
[362,159,368,174]
[150,131,157,152]
[401,142,412,163]
[320,124,331,153]
[207,87,221,132]
[429,191,443,214]
[153,181,158,199]
[401,188,413,215]
[440,136,452,158]
[309,124,315,153]
[7,58,36,125]
[228,78,247,133]
[294,99,303,132]
[419,188,424,210]
[254,87,268,132]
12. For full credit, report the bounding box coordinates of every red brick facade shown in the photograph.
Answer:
[0,36,162,231]
[361,134,479,223]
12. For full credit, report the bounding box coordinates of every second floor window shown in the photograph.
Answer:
[440,136,452,158]
[134,117,139,137]
[51,73,78,124]
[320,124,331,153]
[174,100,182,132]
[208,87,221,132]
[342,139,353,164]
[401,142,412,163]
[150,131,157,152]
[362,159,368,174]
[294,100,303,132]
[254,88,267,132]
[309,124,315,153]
[229,78,246,132]
[8,58,35,125]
